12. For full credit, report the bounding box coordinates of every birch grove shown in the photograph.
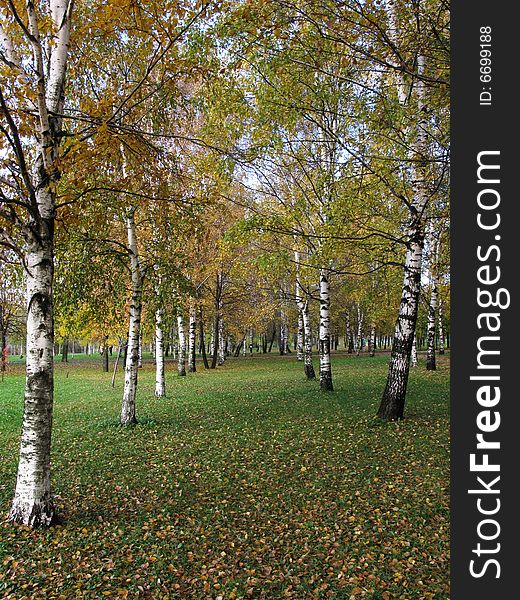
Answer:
[0,0,449,530]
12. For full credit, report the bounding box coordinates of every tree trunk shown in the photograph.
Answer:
[426,281,438,371]
[9,224,55,527]
[217,312,225,366]
[411,333,418,367]
[296,312,304,361]
[112,340,123,388]
[61,337,68,363]
[1,324,7,381]
[318,270,333,391]
[355,305,364,356]
[279,308,288,355]
[346,312,354,353]
[177,313,187,376]
[121,211,143,426]
[7,0,73,526]
[378,232,424,420]
[155,307,166,397]
[368,323,376,357]
[438,298,445,355]
[268,324,275,353]
[199,309,210,369]
[377,43,429,420]
[137,332,143,368]
[302,299,316,380]
[188,303,197,373]
[103,335,109,372]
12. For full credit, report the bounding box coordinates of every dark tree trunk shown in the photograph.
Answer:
[199,309,210,370]
[103,336,109,372]
[61,337,68,363]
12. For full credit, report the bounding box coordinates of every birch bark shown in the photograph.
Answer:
[438,299,445,355]
[9,0,73,527]
[177,314,187,376]
[319,269,333,391]
[377,8,430,419]
[154,306,166,397]
[368,323,376,357]
[188,303,197,372]
[121,210,143,425]
[294,250,315,379]
[296,312,304,361]
[411,333,418,367]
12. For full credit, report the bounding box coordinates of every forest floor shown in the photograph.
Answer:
[0,352,449,599]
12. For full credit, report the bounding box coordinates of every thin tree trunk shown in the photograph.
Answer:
[302,299,316,380]
[279,306,288,355]
[218,312,225,366]
[103,335,109,372]
[438,298,445,355]
[268,324,275,352]
[188,303,197,373]
[294,250,315,379]
[296,312,304,361]
[426,281,438,371]
[346,312,354,353]
[355,305,364,356]
[1,324,7,382]
[121,211,143,426]
[199,308,210,370]
[177,313,187,376]
[319,269,333,391]
[137,332,143,368]
[411,333,418,367]
[61,337,68,363]
[155,307,166,397]
[112,340,123,388]
[368,323,376,357]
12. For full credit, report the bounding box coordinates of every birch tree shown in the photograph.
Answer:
[121,209,144,425]
[377,0,446,420]
[1,0,74,527]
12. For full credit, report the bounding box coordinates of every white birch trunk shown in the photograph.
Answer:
[210,328,215,359]
[411,333,418,367]
[438,299,445,355]
[137,332,143,368]
[188,303,197,372]
[355,305,364,356]
[302,299,316,380]
[378,40,430,419]
[218,312,225,365]
[296,312,304,361]
[121,211,143,425]
[294,250,315,378]
[9,0,73,527]
[319,269,333,391]
[177,314,187,376]
[426,281,438,371]
[9,207,55,527]
[369,323,376,357]
[154,306,165,397]
[279,310,288,355]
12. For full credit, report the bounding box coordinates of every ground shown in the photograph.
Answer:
[0,352,449,599]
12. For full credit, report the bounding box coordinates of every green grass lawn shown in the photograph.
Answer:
[0,353,449,599]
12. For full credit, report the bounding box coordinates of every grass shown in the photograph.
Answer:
[0,352,449,599]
